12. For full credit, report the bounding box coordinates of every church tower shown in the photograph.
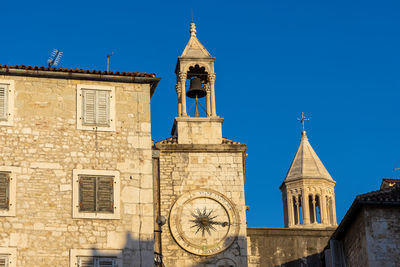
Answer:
[153,23,248,267]
[280,114,337,228]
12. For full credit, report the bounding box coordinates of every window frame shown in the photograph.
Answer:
[0,167,17,217]
[0,80,15,126]
[0,248,16,267]
[70,249,122,267]
[72,169,120,219]
[76,84,115,132]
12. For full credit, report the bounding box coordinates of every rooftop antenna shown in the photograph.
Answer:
[47,49,63,68]
[107,52,114,72]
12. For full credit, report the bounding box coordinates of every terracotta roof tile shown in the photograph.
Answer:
[356,184,400,203]
[0,64,155,78]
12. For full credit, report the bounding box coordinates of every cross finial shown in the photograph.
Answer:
[297,112,309,133]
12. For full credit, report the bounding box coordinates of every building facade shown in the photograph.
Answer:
[0,66,159,266]
[0,23,343,267]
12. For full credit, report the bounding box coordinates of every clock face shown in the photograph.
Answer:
[169,189,240,256]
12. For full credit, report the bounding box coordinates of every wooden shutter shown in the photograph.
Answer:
[96,90,110,126]
[0,255,7,267]
[0,173,9,210]
[78,257,94,267]
[0,85,7,120]
[97,257,116,267]
[96,176,114,213]
[79,176,96,212]
[83,90,96,125]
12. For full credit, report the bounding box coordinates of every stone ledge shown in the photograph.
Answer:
[247,227,336,237]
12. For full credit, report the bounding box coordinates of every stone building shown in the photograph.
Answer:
[0,22,345,267]
[324,180,400,267]
[0,65,160,266]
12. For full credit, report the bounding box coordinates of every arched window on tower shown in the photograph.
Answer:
[315,195,321,223]
[293,196,298,225]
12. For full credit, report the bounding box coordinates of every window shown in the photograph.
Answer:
[0,80,14,126]
[77,84,115,131]
[0,248,16,267]
[0,173,10,210]
[78,256,117,267]
[0,167,16,217]
[0,255,8,267]
[70,249,122,267]
[79,175,114,213]
[73,169,120,219]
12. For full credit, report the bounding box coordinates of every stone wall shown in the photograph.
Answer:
[154,143,248,267]
[341,208,368,267]
[0,75,154,266]
[247,227,334,267]
[364,206,400,266]
[341,206,400,267]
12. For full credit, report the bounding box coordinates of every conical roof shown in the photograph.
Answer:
[284,131,333,182]
[180,23,212,58]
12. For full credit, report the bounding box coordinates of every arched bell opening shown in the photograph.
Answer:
[292,195,303,225]
[185,64,209,117]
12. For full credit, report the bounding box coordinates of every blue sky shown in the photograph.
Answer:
[2,0,400,227]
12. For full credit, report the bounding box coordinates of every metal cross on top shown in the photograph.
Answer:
[297,112,309,132]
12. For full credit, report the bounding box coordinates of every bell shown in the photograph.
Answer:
[186,77,207,99]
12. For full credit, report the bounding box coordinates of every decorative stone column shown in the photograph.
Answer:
[205,83,211,117]
[302,190,310,225]
[179,72,187,116]
[287,193,294,227]
[331,194,337,225]
[175,81,182,116]
[208,73,216,116]
[320,193,327,225]
[311,195,317,223]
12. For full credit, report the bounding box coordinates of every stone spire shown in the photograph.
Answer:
[284,131,333,182]
[280,114,337,228]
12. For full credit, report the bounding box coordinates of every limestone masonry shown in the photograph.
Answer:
[1,22,398,267]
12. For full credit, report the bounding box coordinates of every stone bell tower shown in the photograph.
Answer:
[172,22,223,145]
[280,113,337,229]
[153,23,248,267]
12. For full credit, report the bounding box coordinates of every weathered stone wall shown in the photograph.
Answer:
[247,227,334,267]
[364,206,400,266]
[0,75,154,266]
[341,208,368,267]
[155,143,248,267]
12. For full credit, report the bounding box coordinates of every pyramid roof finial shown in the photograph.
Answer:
[190,22,197,37]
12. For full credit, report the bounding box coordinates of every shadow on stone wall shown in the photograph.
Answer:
[272,253,322,267]
[85,232,155,267]
[181,236,247,267]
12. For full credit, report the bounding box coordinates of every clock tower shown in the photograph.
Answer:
[153,23,248,267]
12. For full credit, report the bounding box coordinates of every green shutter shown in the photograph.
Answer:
[83,90,96,125]
[79,176,96,212]
[0,85,7,121]
[96,90,110,126]
[0,173,9,210]
[96,176,114,213]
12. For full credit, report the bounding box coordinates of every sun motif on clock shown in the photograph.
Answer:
[190,207,229,237]
[169,189,240,256]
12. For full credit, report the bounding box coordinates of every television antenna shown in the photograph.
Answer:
[107,52,114,72]
[47,49,63,68]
